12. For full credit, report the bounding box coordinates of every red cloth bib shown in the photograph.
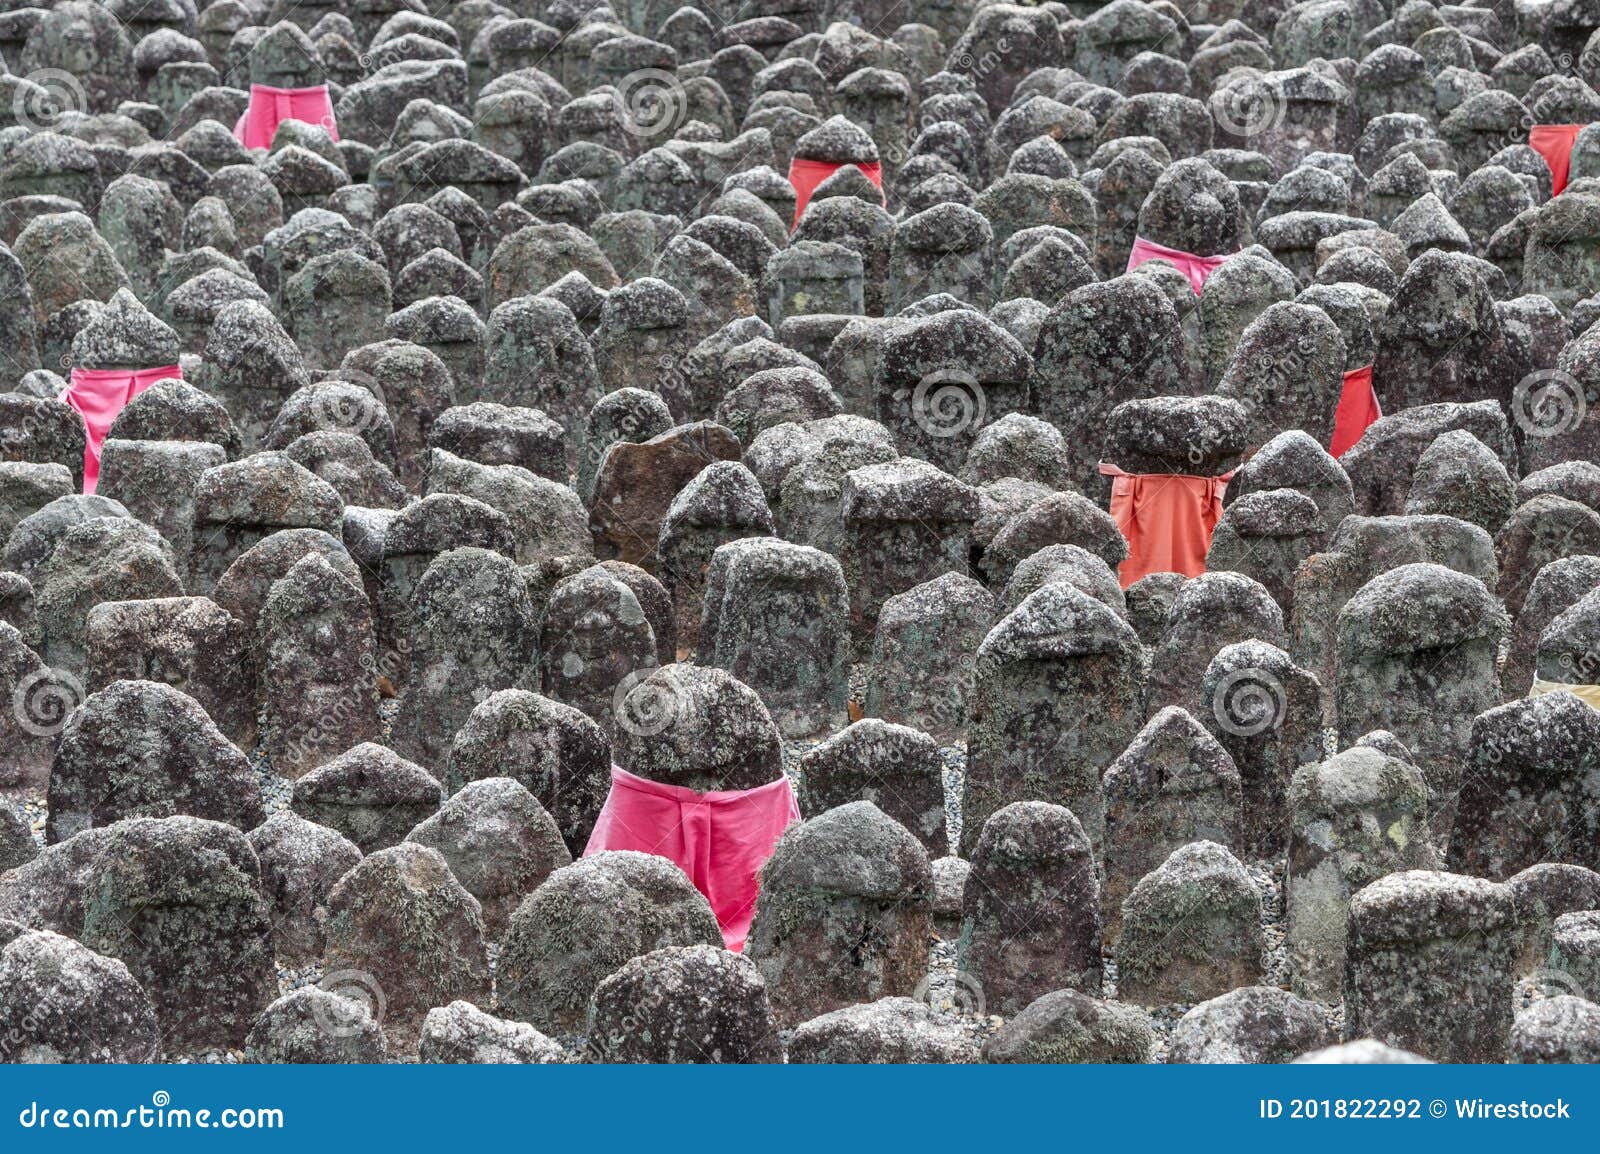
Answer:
[1126,236,1234,294]
[584,765,801,952]
[1529,125,1584,196]
[233,83,339,151]
[787,157,884,230]
[1330,363,1381,458]
[61,364,182,493]
[1100,463,1232,588]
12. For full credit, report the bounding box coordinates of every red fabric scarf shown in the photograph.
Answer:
[787,157,884,229]
[1529,125,1585,196]
[1100,463,1233,588]
[584,765,801,952]
[1330,363,1381,458]
[61,364,183,493]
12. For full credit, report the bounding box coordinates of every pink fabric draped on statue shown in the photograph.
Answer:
[233,83,339,151]
[1125,236,1233,294]
[61,364,183,494]
[584,765,800,952]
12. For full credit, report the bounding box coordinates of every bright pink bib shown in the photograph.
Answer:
[233,83,339,151]
[1126,236,1233,294]
[61,364,182,493]
[584,765,800,952]
[787,157,884,230]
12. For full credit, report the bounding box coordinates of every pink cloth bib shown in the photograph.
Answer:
[61,364,182,493]
[233,83,339,151]
[584,765,801,952]
[1126,236,1233,294]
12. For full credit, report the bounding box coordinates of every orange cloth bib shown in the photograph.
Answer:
[1099,463,1232,588]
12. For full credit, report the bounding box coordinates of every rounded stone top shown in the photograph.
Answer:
[1223,488,1323,538]
[294,742,442,809]
[893,202,993,253]
[1003,542,1125,615]
[1145,839,1254,888]
[599,276,687,331]
[1553,914,1600,976]
[1292,1039,1431,1063]
[614,664,782,793]
[1103,394,1251,474]
[71,288,182,369]
[1289,746,1428,819]
[1337,562,1504,656]
[761,800,931,900]
[969,800,1093,868]
[661,459,773,534]
[794,114,879,164]
[1349,870,1516,942]
[1137,157,1241,255]
[841,458,978,524]
[1166,985,1331,1064]
[979,581,1143,664]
